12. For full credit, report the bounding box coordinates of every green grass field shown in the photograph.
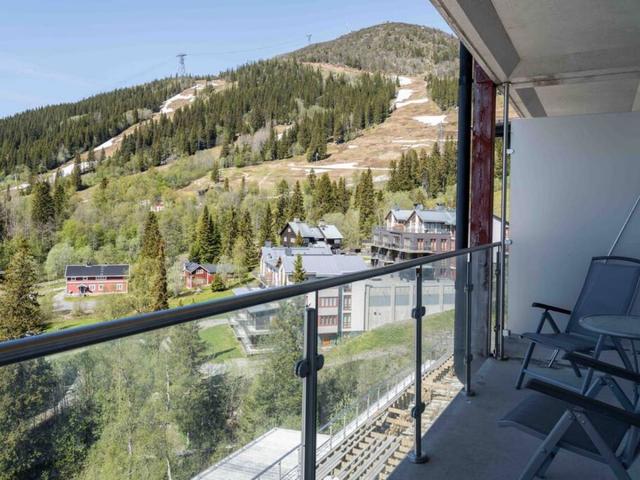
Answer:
[168,289,234,308]
[325,309,454,361]
[199,324,245,362]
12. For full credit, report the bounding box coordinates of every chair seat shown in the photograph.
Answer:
[499,393,629,457]
[521,332,597,353]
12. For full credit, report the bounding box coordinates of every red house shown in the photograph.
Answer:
[65,264,129,295]
[183,262,218,289]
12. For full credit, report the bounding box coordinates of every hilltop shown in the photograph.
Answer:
[284,22,458,76]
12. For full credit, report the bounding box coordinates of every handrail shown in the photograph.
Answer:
[0,242,499,367]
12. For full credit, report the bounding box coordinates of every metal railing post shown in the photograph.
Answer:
[295,305,323,480]
[498,82,510,360]
[410,266,429,464]
[465,252,475,396]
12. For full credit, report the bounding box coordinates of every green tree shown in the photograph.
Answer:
[357,168,376,239]
[190,206,220,263]
[240,299,304,438]
[70,153,83,191]
[31,180,55,227]
[0,239,43,339]
[292,255,306,283]
[258,203,275,247]
[287,181,305,221]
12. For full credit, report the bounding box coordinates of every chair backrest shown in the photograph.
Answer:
[567,256,640,337]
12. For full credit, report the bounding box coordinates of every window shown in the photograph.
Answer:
[343,295,352,309]
[395,286,411,306]
[116,283,123,291]
[440,239,447,251]
[319,296,338,308]
[98,284,104,291]
[319,315,337,326]
[89,284,95,292]
[369,288,392,307]
[343,313,352,329]
[430,239,437,251]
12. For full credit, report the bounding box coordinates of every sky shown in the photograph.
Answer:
[0,0,453,118]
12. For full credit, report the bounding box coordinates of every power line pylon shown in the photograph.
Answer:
[176,53,187,76]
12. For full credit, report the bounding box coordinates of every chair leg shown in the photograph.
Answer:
[516,342,536,389]
[569,359,583,378]
[518,411,573,480]
[575,411,631,480]
[535,447,558,479]
[546,349,560,368]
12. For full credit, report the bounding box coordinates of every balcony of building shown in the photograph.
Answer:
[3,1,640,479]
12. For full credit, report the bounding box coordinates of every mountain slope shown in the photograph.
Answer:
[284,22,458,75]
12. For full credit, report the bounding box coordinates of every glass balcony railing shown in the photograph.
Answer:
[0,242,503,480]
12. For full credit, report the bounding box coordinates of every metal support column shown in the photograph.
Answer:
[454,42,473,378]
[465,252,475,396]
[296,305,324,480]
[497,83,510,360]
[410,266,429,464]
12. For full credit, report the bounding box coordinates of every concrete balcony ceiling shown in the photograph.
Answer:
[431,0,640,117]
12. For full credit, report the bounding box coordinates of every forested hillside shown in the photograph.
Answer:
[285,22,458,75]
[0,78,189,174]
[107,60,396,174]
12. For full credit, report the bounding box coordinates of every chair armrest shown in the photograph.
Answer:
[565,352,640,384]
[526,379,640,429]
[532,302,572,315]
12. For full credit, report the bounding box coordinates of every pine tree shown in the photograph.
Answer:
[150,241,169,311]
[190,206,219,263]
[0,239,43,340]
[53,179,67,223]
[211,161,220,183]
[275,180,289,232]
[210,275,226,292]
[292,255,306,283]
[70,153,83,191]
[287,181,305,221]
[238,210,258,271]
[258,203,275,246]
[140,211,162,258]
[295,231,304,246]
[313,173,335,218]
[358,168,376,239]
[31,180,55,227]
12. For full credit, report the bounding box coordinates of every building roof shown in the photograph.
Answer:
[282,253,367,278]
[261,244,332,269]
[387,208,413,222]
[65,264,129,278]
[183,261,218,274]
[413,206,456,226]
[281,220,343,241]
[318,223,343,240]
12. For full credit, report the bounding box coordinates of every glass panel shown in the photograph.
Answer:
[314,262,455,478]
[0,295,307,480]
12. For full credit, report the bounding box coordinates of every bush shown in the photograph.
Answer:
[210,275,226,292]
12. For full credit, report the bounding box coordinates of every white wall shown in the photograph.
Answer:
[509,111,640,334]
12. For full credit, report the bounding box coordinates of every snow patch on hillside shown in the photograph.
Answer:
[413,115,446,126]
[395,89,413,104]
[398,76,412,86]
[396,98,429,108]
[160,93,196,114]
[93,139,114,152]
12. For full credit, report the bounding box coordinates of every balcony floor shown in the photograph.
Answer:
[389,355,640,480]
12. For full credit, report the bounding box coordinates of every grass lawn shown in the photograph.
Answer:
[44,314,104,332]
[199,324,245,363]
[325,309,454,361]
[168,289,233,308]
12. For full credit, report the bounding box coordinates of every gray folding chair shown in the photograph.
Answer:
[516,256,640,390]
[502,353,640,480]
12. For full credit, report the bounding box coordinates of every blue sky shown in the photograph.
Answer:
[0,0,452,118]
